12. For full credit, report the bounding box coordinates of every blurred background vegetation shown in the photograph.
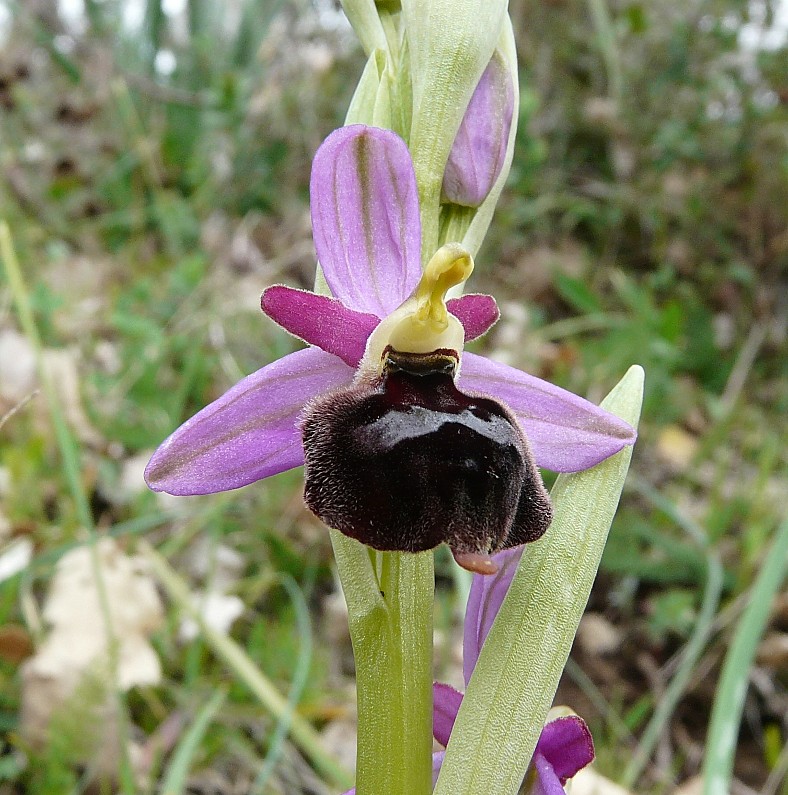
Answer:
[0,1,786,793]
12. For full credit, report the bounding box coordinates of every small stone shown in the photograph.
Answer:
[656,425,699,471]
[577,613,622,657]
[0,329,36,404]
[571,767,633,795]
[757,632,788,669]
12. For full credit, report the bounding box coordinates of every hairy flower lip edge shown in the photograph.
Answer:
[299,341,552,568]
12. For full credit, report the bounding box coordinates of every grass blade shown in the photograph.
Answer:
[251,574,313,794]
[620,478,725,788]
[140,541,354,791]
[702,518,788,795]
[160,689,226,795]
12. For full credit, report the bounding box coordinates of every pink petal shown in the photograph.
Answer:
[262,285,379,367]
[458,354,636,472]
[310,125,422,316]
[263,287,500,367]
[462,547,523,683]
[144,348,354,495]
[447,294,500,341]
[433,682,464,747]
[536,715,595,782]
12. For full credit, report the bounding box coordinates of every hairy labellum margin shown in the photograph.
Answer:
[301,349,552,562]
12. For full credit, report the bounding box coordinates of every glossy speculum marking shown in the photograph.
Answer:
[302,350,552,564]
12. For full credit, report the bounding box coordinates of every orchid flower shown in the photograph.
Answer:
[433,546,595,794]
[145,124,635,572]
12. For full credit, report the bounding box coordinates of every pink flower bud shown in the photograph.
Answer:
[442,51,515,208]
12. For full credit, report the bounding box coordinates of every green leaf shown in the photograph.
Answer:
[555,272,602,314]
[434,365,644,795]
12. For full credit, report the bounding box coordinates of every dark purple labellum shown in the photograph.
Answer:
[301,350,552,558]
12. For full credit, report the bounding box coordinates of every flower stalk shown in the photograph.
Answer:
[332,538,434,794]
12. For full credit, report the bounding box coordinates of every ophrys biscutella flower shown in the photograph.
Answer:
[145,125,636,572]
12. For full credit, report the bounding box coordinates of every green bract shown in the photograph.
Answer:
[403,0,509,258]
[340,0,388,55]
[434,365,644,794]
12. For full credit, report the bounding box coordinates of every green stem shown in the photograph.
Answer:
[331,533,434,795]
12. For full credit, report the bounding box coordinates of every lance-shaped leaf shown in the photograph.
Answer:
[434,542,596,792]
[433,365,644,795]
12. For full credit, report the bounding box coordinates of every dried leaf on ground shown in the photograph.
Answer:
[570,767,634,795]
[0,328,36,405]
[20,538,163,771]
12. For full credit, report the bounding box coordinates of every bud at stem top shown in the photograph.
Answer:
[442,50,515,208]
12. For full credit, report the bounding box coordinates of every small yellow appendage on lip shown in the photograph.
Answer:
[359,243,474,377]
